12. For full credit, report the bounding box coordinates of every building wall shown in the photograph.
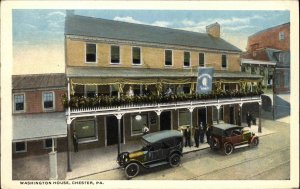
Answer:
[66,39,241,72]
[246,23,290,52]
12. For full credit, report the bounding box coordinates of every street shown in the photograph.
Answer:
[78,120,290,180]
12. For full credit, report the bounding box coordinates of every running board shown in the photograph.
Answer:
[147,161,169,168]
[234,144,250,149]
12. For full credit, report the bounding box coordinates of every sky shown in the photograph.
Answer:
[12,9,290,74]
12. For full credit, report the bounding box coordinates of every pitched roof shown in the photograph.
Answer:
[12,73,66,90]
[65,15,242,53]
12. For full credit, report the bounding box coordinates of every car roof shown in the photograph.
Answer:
[212,123,244,130]
[142,130,183,143]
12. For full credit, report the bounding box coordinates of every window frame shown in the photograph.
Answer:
[43,138,56,149]
[221,54,227,70]
[42,91,55,111]
[14,142,27,153]
[85,43,97,64]
[74,118,98,143]
[199,52,205,67]
[164,49,173,67]
[279,31,285,41]
[84,85,98,98]
[183,51,191,68]
[13,93,26,113]
[130,113,149,136]
[132,46,142,65]
[110,45,121,64]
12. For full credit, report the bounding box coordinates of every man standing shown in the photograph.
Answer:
[184,127,191,147]
[206,124,212,144]
[199,122,205,143]
[194,126,200,148]
[142,124,150,135]
[73,130,78,152]
[246,111,252,128]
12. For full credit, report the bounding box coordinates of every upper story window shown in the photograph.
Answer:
[165,50,173,66]
[199,53,205,67]
[111,45,120,64]
[184,51,190,67]
[221,54,227,69]
[85,85,97,98]
[14,94,25,112]
[132,47,141,65]
[86,43,97,63]
[279,32,285,41]
[44,138,56,149]
[43,92,54,111]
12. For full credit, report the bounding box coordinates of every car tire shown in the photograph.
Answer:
[210,137,219,150]
[125,163,140,179]
[169,153,181,167]
[250,137,259,147]
[223,142,234,155]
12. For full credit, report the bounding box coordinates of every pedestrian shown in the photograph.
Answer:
[199,122,205,143]
[194,126,200,148]
[184,127,191,147]
[73,130,78,152]
[127,86,134,97]
[142,124,150,135]
[206,124,212,144]
[246,111,252,128]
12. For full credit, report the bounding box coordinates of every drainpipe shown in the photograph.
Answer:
[239,103,243,126]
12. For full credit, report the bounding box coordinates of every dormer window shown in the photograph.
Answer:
[85,43,96,63]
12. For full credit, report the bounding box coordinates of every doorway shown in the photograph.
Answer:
[106,116,123,146]
[229,106,235,124]
[198,108,207,126]
[160,111,171,130]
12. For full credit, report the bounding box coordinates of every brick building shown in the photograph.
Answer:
[64,12,263,171]
[12,73,67,158]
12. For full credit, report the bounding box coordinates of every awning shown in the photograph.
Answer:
[241,58,276,66]
[13,112,67,142]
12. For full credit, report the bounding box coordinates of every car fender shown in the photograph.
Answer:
[250,136,259,143]
[169,150,183,157]
[125,160,145,168]
[210,137,220,149]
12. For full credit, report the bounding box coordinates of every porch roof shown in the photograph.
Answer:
[67,67,262,80]
[13,112,67,142]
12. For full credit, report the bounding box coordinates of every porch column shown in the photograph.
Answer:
[239,103,243,126]
[156,110,161,131]
[49,138,58,180]
[66,78,72,172]
[258,101,262,133]
[189,108,194,143]
[116,114,123,155]
[216,105,220,124]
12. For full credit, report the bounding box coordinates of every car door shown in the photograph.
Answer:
[230,128,243,145]
[148,143,163,162]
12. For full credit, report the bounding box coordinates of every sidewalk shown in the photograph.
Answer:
[66,121,274,180]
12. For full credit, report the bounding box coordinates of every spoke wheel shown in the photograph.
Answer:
[169,154,181,167]
[224,142,233,155]
[125,163,140,179]
[251,137,259,147]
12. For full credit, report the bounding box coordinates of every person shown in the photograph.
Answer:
[184,127,191,147]
[194,126,200,148]
[199,122,205,143]
[73,130,78,152]
[206,124,212,144]
[143,86,150,96]
[165,87,173,96]
[142,124,150,135]
[127,86,134,97]
[246,111,252,128]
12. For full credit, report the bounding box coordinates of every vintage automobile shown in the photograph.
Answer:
[117,130,183,178]
[209,123,259,155]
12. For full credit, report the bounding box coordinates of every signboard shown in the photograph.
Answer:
[196,67,214,94]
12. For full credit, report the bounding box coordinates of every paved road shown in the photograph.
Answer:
[78,120,290,180]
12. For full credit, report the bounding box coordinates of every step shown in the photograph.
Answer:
[147,161,169,168]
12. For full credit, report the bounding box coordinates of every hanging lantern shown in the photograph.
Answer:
[135,115,142,121]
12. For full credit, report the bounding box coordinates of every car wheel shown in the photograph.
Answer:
[169,153,181,167]
[251,137,259,147]
[210,137,219,150]
[223,142,233,155]
[125,163,140,178]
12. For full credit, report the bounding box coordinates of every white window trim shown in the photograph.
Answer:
[221,54,228,70]
[199,52,205,67]
[85,43,97,64]
[42,91,55,112]
[110,45,121,65]
[183,51,191,68]
[75,118,98,144]
[130,113,149,136]
[131,46,142,66]
[13,93,26,113]
[164,49,173,67]
[43,138,56,149]
[14,142,27,153]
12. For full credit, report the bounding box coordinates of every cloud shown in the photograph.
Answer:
[152,21,171,27]
[46,11,66,19]
[113,16,171,27]
[223,25,256,31]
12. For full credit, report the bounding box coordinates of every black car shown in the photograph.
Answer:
[117,130,183,178]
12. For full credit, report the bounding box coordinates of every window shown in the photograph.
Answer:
[14,94,25,112]
[268,75,273,85]
[132,47,141,65]
[221,55,227,69]
[14,142,27,153]
[241,65,246,72]
[44,139,55,149]
[279,32,285,41]
[165,50,172,66]
[251,66,256,74]
[111,45,120,64]
[85,85,97,98]
[43,92,54,110]
[131,114,148,135]
[199,53,205,67]
[75,119,98,142]
[86,44,96,63]
[74,85,84,97]
[284,72,289,87]
[110,85,118,97]
[179,110,190,126]
[184,52,190,67]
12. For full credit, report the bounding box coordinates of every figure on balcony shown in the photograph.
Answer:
[176,85,184,94]
[143,86,150,96]
[165,86,173,96]
[127,86,134,97]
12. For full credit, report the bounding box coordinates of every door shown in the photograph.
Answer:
[106,116,123,146]
[229,106,235,124]
[160,111,171,130]
[198,108,207,126]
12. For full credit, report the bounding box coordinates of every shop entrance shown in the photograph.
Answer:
[198,108,207,126]
[229,106,235,124]
[106,116,123,146]
[160,111,171,130]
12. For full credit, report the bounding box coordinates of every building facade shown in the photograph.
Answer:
[64,12,262,166]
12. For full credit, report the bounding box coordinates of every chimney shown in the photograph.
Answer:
[206,22,220,38]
